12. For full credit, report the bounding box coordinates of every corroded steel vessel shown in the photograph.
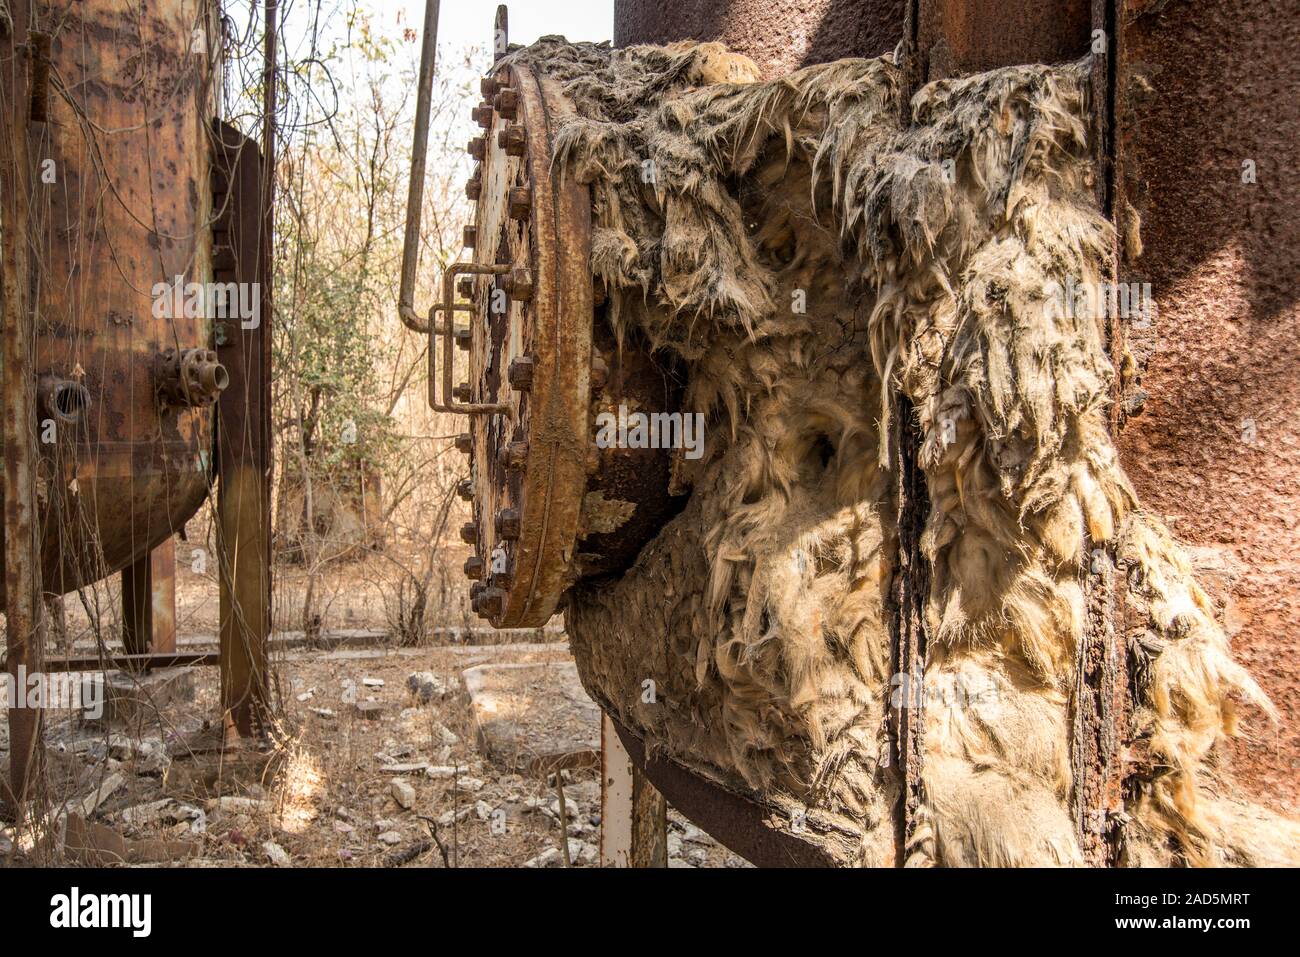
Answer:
[1,0,225,602]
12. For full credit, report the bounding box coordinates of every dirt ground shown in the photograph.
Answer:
[0,545,747,869]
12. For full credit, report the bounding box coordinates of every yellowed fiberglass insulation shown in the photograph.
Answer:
[500,38,1298,866]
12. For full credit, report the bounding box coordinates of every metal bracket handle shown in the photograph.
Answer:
[429,262,510,414]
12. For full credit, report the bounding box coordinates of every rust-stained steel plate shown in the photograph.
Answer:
[459,63,594,627]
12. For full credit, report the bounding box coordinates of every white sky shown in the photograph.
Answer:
[386,0,614,52]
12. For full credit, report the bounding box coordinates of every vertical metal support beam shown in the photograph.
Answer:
[121,540,177,661]
[121,554,149,658]
[151,539,177,655]
[212,112,273,741]
[1,4,47,813]
[599,713,668,867]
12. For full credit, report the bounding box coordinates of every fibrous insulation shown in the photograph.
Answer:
[503,37,1295,866]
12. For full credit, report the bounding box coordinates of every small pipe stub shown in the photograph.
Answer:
[155,348,229,407]
[38,375,92,427]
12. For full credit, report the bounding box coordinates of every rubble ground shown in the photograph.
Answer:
[0,638,746,868]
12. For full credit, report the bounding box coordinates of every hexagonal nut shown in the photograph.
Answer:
[463,556,485,580]
[472,103,493,128]
[477,587,506,618]
[503,266,533,302]
[463,225,477,249]
[495,508,522,541]
[453,382,472,403]
[459,522,478,545]
[453,326,472,351]
[466,176,482,201]
[468,136,486,161]
[507,186,531,221]
[454,432,473,454]
[457,276,476,300]
[480,76,499,98]
[456,478,474,501]
[494,88,519,119]
[498,124,527,157]
[507,356,535,392]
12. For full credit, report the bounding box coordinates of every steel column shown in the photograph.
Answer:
[1,1,47,813]
[121,539,178,662]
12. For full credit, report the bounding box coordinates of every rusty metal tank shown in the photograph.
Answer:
[0,0,224,603]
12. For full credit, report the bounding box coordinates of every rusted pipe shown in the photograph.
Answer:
[154,347,230,407]
[37,375,91,427]
[430,262,510,413]
[398,0,443,334]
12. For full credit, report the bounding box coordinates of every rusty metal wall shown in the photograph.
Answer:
[1114,0,1300,811]
[0,0,221,601]
[615,0,906,76]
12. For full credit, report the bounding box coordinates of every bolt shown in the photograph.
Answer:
[477,587,506,618]
[466,175,481,201]
[480,76,499,98]
[454,432,473,454]
[508,356,535,391]
[459,522,478,545]
[464,556,485,580]
[508,186,531,221]
[502,266,533,301]
[457,479,474,501]
[453,383,472,403]
[591,355,609,392]
[472,103,493,128]
[497,441,528,471]
[468,136,486,161]
[496,508,522,541]
[454,326,472,351]
[457,276,475,300]
[463,225,477,249]
[494,88,519,120]
[498,124,527,157]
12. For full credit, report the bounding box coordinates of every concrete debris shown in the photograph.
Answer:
[380,762,431,775]
[433,723,460,746]
[406,671,460,705]
[522,839,598,868]
[461,662,600,772]
[263,841,292,866]
[72,771,125,819]
[390,778,416,809]
[209,796,270,816]
[435,806,474,827]
[353,701,386,720]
